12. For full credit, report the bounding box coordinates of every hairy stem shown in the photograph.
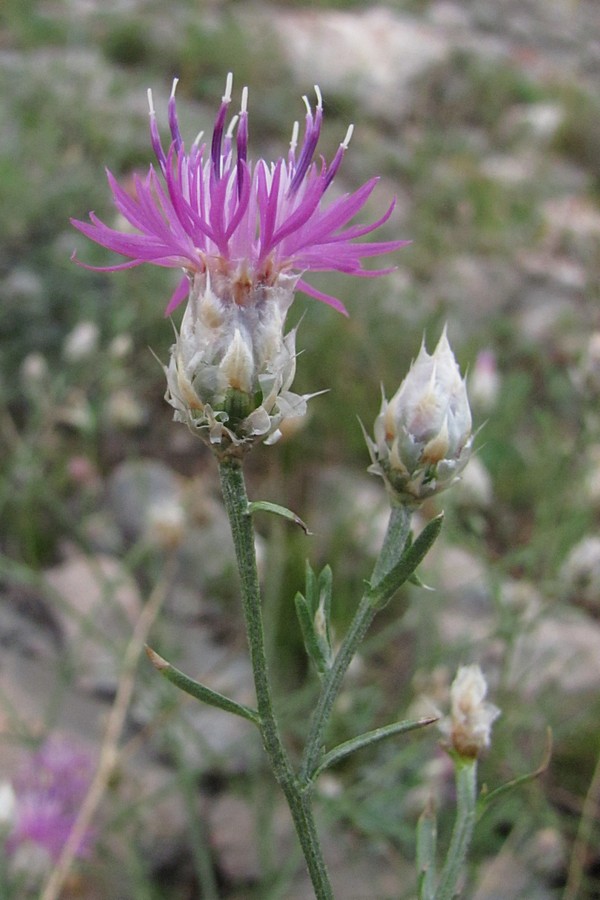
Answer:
[219,459,333,899]
[300,505,412,785]
[435,758,477,900]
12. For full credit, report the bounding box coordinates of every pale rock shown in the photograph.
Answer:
[43,550,143,694]
[430,255,520,327]
[120,760,192,872]
[453,456,493,511]
[208,794,275,882]
[269,7,450,121]
[516,290,579,346]
[510,608,600,697]
[308,467,390,564]
[3,268,44,304]
[479,153,537,185]
[420,543,494,648]
[542,194,600,243]
[473,847,552,900]
[560,535,600,611]
[62,321,100,362]
[427,2,471,30]
[501,102,564,142]
[107,459,183,545]
[525,827,567,880]
[133,631,258,774]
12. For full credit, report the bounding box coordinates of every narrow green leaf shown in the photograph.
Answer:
[371,504,412,585]
[477,728,552,816]
[311,716,438,779]
[145,646,260,726]
[417,798,437,900]
[305,559,318,614]
[316,565,333,650]
[435,758,477,900]
[247,500,311,534]
[368,514,444,609]
[294,593,330,676]
[317,565,333,622]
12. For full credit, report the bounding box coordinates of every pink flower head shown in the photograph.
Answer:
[71,74,408,316]
[7,737,95,863]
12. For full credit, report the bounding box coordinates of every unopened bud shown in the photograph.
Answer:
[442,664,500,758]
[367,330,472,504]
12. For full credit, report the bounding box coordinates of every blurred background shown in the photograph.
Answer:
[1,0,600,896]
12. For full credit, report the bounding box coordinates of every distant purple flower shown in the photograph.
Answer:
[72,74,408,316]
[6,737,95,863]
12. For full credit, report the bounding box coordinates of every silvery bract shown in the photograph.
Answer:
[165,271,309,448]
[367,330,472,504]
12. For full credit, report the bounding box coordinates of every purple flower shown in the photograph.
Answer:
[6,737,95,863]
[71,74,408,317]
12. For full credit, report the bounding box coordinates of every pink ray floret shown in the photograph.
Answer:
[71,75,408,316]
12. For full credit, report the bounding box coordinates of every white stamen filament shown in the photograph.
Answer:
[223,72,233,103]
[192,130,204,148]
[341,124,354,149]
[302,95,311,117]
[147,88,155,117]
[240,86,248,115]
[170,77,179,100]
[314,85,323,110]
[289,121,299,152]
[225,115,239,140]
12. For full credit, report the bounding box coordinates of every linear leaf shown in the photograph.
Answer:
[312,716,438,779]
[247,500,311,534]
[146,646,260,726]
[368,514,444,608]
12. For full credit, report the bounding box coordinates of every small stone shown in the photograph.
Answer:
[43,550,143,694]
[560,535,600,612]
[454,456,494,511]
[480,153,537,185]
[511,609,600,698]
[501,102,564,143]
[207,794,263,883]
[107,459,184,546]
[269,7,450,122]
[62,321,100,362]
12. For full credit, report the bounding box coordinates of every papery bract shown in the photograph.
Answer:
[164,270,313,448]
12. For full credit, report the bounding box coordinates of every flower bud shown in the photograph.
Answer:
[442,664,500,758]
[367,330,472,504]
[164,270,310,451]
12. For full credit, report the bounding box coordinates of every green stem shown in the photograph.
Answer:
[219,459,333,900]
[435,758,478,900]
[300,505,412,785]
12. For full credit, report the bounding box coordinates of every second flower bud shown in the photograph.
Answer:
[367,329,473,505]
